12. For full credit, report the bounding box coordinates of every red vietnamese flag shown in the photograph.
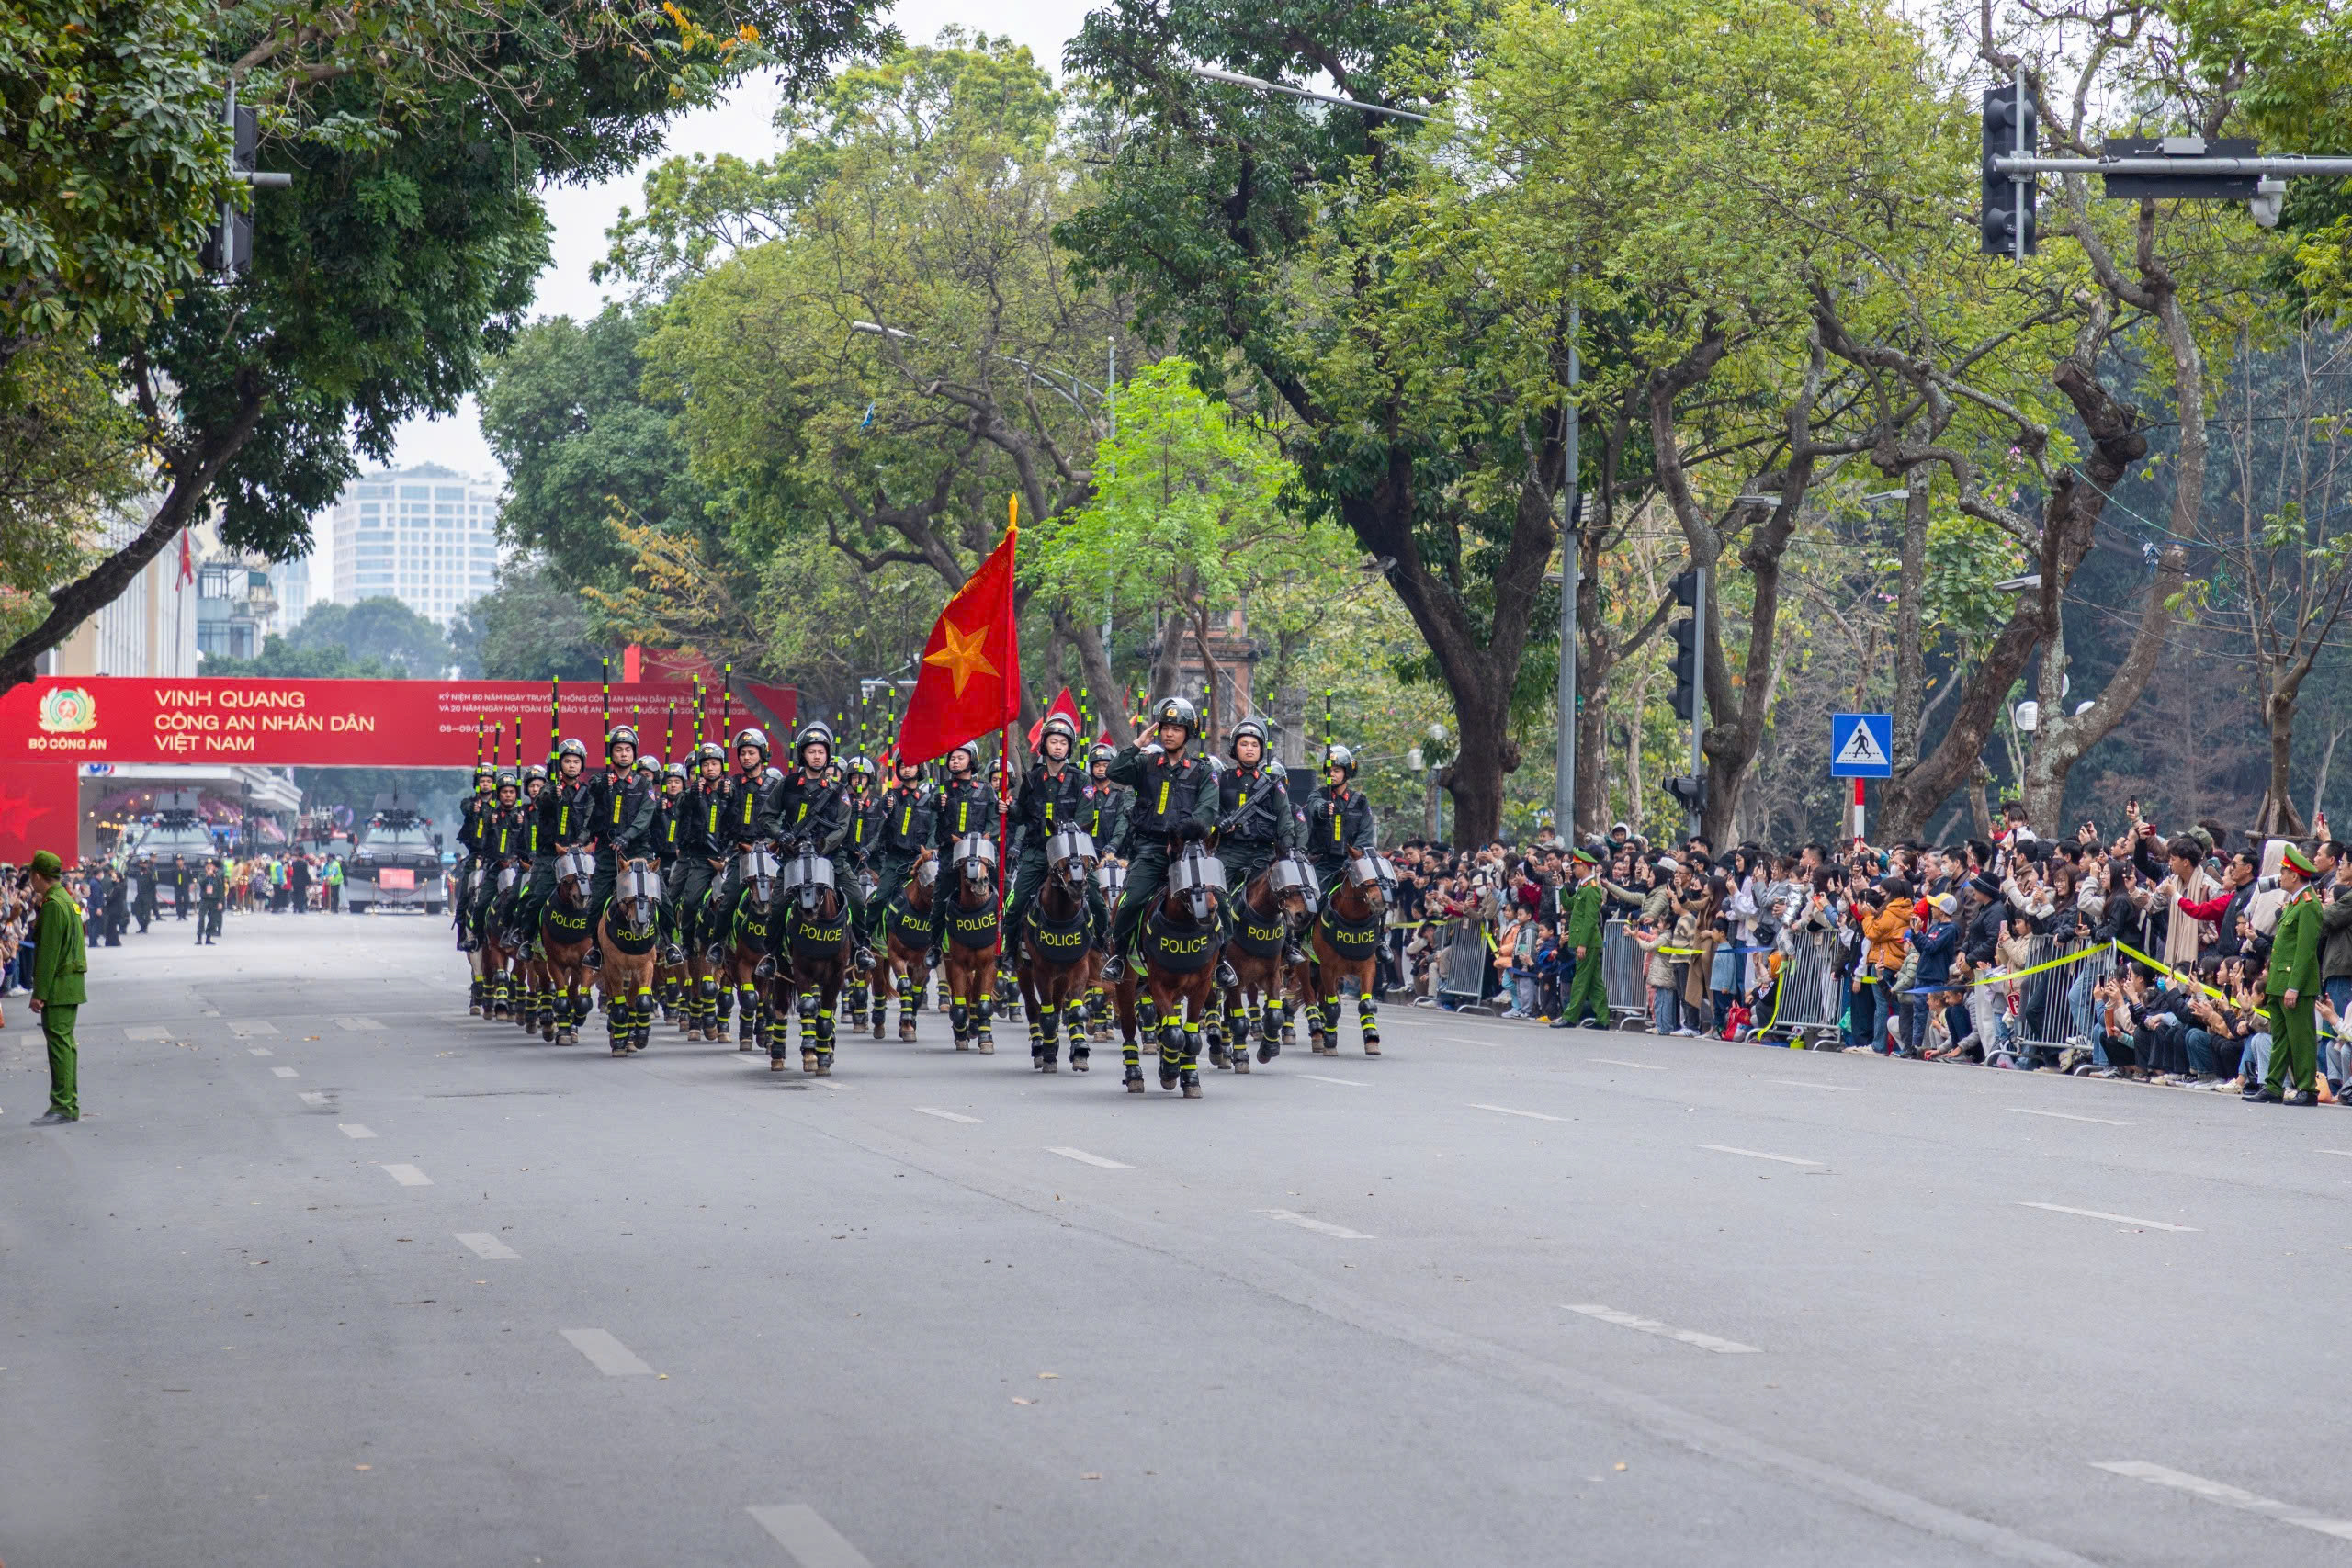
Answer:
[1025,686,1080,751]
[896,523,1022,766]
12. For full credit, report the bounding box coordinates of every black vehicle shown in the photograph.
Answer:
[125,791,217,911]
[345,794,445,915]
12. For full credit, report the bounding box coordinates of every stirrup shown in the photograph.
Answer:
[752,955,775,981]
[1282,940,1306,965]
[1098,954,1124,983]
[1215,958,1238,987]
[583,947,603,970]
[662,942,684,965]
[854,946,876,971]
[705,942,725,966]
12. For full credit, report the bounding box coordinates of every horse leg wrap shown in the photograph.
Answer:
[949,999,971,1045]
[1358,993,1379,1043]
[1324,995,1342,1038]
[635,985,653,1045]
[1063,1005,1087,1062]
[1159,1021,1185,1082]
[1039,1006,1058,1063]
[977,994,995,1052]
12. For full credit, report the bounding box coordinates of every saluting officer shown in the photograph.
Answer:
[1214,716,1302,963]
[1002,715,1107,974]
[1550,848,1610,1030]
[1305,744,1378,895]
[1098,696,1221,984]
[584,725,660,966]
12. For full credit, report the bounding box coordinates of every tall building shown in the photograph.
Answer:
[266,556,311,634]
[324,462,503,627]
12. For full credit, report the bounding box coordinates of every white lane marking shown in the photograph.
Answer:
[1434,1033,1502,1048]
[2013,1108,2132,1126]
[2093,1461,2352,1542]
[1298,1074,1370,1087]
[560,1328,653,1377]
[270,1066,299,1078]
[747,1504,876,1568]
[1770,1078,1860,1092]
[229,1021,279,1037]
[1701,1144,1823,1167]
[297,1091,328,1107]
[1566,1303,1762,1355]
[2319,1149,2352,1158]
[808,1078,856,1092]
[1589,1057,1666,1071]
[1046,1146,1135,1169]
[456,1231,520,1260]
[1470,1102,1565,1122]
[246,1046,274,1057]
[379,1164,433,1187]
[2018,1201,2195,1232]
[124,1025,170,1041]
[1262,1209,1375,1240]
[337,1124,377,1140]
[914,1107,978,1123]
[335,1016,385,1032]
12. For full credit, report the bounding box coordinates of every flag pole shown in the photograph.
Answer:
[998,494,1018,884]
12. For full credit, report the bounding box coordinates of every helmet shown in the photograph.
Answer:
[558,737,588,763]
[734,727,771,762]
[494,769,519,792]
[1091,742,1117,766]
[946,741,979,773]
[605,724,639,753]
[637,756,662,777]
[664,761,689,781]
[794,721,833,759]
[846,754,876,779]
[695,741,726,767]
[472,763,495,782]
[1151,695,1198,735]
[1228,717,1269,757]
[523,765,548,784]
[1324,743,1357,775]
[1038,714,1078,755]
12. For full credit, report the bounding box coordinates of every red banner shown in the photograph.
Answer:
[0,761,82,867]
[0,677,796,769]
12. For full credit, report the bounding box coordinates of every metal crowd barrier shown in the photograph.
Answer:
[1756,931,1847,1043]
[2000,934,2114,1052]
[1435,917,1498,1012]
[1600,919,1647,1020]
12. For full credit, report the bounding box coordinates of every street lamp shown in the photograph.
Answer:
[1182,64,1433,123]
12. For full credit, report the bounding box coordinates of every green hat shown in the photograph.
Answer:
[28,850,62,877]
[1571,848,1600,865]
[2284,844,2318,877]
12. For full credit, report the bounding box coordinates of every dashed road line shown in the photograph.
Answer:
[1471,1102,1565,1122]
[335,1016,386,1032]
[914,1108,979,1123]
[337,1124,377,1140]
[1770,1078,1859,1092]
[1566,1303,1762,1355]
[747,1504,876,1567]
[2018,1201,2194,1232]
[1589,1057,1666,1071]
[560,1328,654,1377]
[297,1091,328,1108]
[1297,1074,1370,1087]
[379,1163,433,1187]
[1701,1144,1823,1168]
[246,1046,274,1057]
[270,1066,298,1078]
[2013,1108,2132,1126]
[125,1025,170,1041]
[1046,1146,1135,1169]
[229,1021,279,1037]
[456,1231,520,1260]
[2093,1461,2352,1541]
[1262,1209,1374,1240]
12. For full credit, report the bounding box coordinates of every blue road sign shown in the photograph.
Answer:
[1830,713,1894,778]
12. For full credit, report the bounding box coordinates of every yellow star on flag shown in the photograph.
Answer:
[924,618,998,696]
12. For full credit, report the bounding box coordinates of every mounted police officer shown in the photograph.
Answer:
[703,727,781,960]
[1099,696,1221,985]
[1003,714,1108,976]
[454,763,496,944]
[842,755,885,885]
[584,725,660,967]
[1306,744,1378,895]
[1214,716,1305,964]
[469,769,527,945]
[934,741,1001,856]
[653,760,693,963]
[1084,742,1129,863]
[512,739,594,948]
[668,742,726,964]
[870,755,937,928]
[772,721,875,970]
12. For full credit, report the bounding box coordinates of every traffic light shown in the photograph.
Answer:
[1670,569,1699,607]
[1981,81,2038,258]
[1668,615,1699,722]
[200,105,259,275]
[1663,774,1706,817]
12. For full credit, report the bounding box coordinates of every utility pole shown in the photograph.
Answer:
[1553,299,1580,846]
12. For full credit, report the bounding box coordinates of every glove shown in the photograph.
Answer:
[1139,741,1165,760]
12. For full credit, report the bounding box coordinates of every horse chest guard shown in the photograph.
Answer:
[1024,896,1093,961]
[1319,903,1384,959]
[543,902,594,944]
[790,904,848,955]
[888,896,937,951]
[1232,899,1288,959]
[1144,906,1219,972]
[735,902,772,947]
[946,891,1000,950]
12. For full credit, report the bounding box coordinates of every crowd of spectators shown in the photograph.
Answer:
[1376,796,2350,1100]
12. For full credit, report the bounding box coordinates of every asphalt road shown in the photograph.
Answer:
[3,912,2348,1567]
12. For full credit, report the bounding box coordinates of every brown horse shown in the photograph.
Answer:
[1309,852,1391,1056]
[1016,829,1101,1074]
[476,859,526,1021]
[537,849,597,1045]
[1118,839,1224,1098]
[717,844,780,1054]
[939,833,1003,1054]
[873,849,939,1042]
[596,857,662,1056]
[775,850,854,1076]
[1216,850,1317,1072]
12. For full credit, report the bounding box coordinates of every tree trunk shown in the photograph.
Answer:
[1054,607,1132,747]
[2261,688,2310,838]
[2018,545,2188,825]
[1892,466,1930,768]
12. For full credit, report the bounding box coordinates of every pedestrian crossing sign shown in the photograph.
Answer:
[1830,713,1894,777]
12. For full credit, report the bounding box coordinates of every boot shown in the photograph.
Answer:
[753,954,775,981]
[1099,953,1125,983]
[854,945,876,972]
[584,945,603,971]
[1215,957,1238,988]
[662,942,684,966]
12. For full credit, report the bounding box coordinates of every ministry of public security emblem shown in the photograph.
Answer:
[37,686,97,733]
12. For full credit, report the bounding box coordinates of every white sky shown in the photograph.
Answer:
[384,0,1095,491]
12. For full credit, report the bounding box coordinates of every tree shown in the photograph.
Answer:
[271,596,450,674]
[0,0,890,694]
[450,559,609,682]
[201,634,400,679]
[478,307,715,592]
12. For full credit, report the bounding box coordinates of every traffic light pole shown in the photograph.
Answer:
[1687,565,1705,839]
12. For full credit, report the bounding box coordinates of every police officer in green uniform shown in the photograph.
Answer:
[469,770,526,944]
[1550,848,1610,1029]
[27,849,86,1124]
[1210,717,1301,962]
[870,756,937,926]
[1098,696,1221,984]
[703,728,781,956]
[453,763,495,945]
[584,726,660,966]
[2250,844,2324,1105]
[1305,745,1378,897]
[770,721,875,970]
[654,760,692,963]
[1084,743,1128,863]
[842,755,885,877]
[513,740,594,947]
[668,743,725,964]
[1002,715,1108,974]
[934,741,1002,857]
